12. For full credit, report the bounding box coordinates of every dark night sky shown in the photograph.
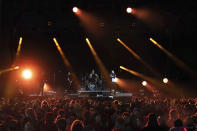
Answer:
[1,0,197,87]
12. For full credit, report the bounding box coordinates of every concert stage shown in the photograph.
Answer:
[29,88,132,98]
[67,89,133,98]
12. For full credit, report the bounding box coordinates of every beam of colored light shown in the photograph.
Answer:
[12,37,23,66]
[86,38,113,89]
[120,66,177,95]
[16,37,23,59]
[43,83,50,92]
[0,66,20,75]
[132,8,166,30]
[53,38,70,66]
[74,9,102,36]
[120,66,153,82]
[149,37,196,78]
[141,80,156,92]
[115,78,138,92]
[53,38,80,88]
[22,69,32,80]
[120,66,164,87]
[117,38,160,77]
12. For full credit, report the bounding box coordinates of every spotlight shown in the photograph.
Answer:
[142,81,147,86]
[14,66,20,69]
[73,7,79,13]
[22,69,32,80]
[163,78,168,84]
[43,83,48,91]
[126,7,133,13]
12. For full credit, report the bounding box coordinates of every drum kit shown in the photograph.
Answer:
[88,83,96,91]
[67,69,116,91]
[83,69,103,91]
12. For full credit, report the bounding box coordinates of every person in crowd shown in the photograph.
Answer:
[24,108,39,131]
[56,118,67,131]
[41,100,49,111]
[70,120,85,131]
[142,113,162,131]
[41,112,58,131]
[169,119,187,131]
[6,118,18,131]
[0,96,196,131]
[184,117,196,131]
[158,115,170,131]
[168,109,180,127]
[112,117,125,131]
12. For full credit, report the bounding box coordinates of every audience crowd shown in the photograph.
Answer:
[0,96,196,131]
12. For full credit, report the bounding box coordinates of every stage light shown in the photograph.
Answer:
[73,7,79,13]
[0,66,20,75]
[14,66,20,69]
[127,7,133,13]
[142,81,147,86]
[43,83,48,91]
[22,69,32,80]
[120,66,124,70]
[16,37,23,58]
[163,78,168,84]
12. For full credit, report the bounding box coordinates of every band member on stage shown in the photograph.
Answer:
[83,73,88,90]
[98,74,103,90]
[67,72,72,89]
[89,69,99,82]
[88,69,99,90]
[110,70,116,82]
[110,70,119,92]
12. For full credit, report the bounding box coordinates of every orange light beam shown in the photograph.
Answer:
[16,37,23,59]
[120,66,157,84]
[6,38,21,74]
[53,38,70,66]
[0,66,20,75]
[12,37,23,66]
[53,38,81,88]
[117,38,160,77]
[86,38,113,89]
[74,9,102,37]
[149,37,197,78]
[120,66,178,96]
